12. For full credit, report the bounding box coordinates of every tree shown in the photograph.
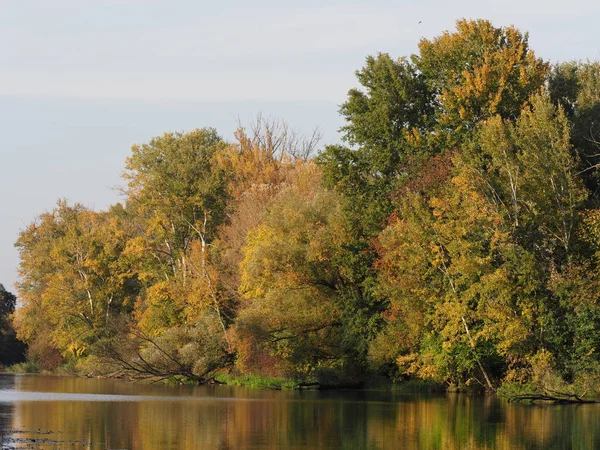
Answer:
[234,163,355,381]
[0,284,25,366]
[549,61,600,196]
[416,19,548,144]
[375,164,513,390]
[215,117,311,301]
[318,54,433,236]
[339,54,435,178]
[0,283,16,320]
[471,92,586,263]
[320,19,549,215]
[373,92,587,390]
[123,129,232,339]
[123,128,229,281]
[316,22,551,376]
[14,201,138,364]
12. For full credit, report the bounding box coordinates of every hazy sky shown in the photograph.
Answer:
[1,0,600,293]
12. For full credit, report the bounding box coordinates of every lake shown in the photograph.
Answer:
[0,373,599,449]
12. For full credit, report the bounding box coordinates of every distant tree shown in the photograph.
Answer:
[0,283,26,366]
[0,284,16,318]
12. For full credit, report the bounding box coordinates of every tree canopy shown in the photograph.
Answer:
[9,20,600,396]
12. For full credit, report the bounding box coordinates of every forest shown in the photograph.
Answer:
[5,19,600,395]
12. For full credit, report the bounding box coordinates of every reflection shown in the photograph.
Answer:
[0,402,14,445]
[0,375,599,449]
[0,373,16,391]
[0,374,15,449]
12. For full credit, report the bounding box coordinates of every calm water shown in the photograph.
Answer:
[0,374,599,449]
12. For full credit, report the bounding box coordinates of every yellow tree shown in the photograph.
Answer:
[235,163,351,380]
[215,117,313,300]
[123,129,230,333]
[416,19,549,143]
[375,167,517,390]
[14,201,137,364]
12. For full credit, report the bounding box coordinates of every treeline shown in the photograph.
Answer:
[12,19,600,392]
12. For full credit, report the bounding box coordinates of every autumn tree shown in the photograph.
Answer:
[416,19,548,143]
[14,201,138,365]
[234,163,361,382]
[122,129,230,332]
[375,161,513,390]
[374,91,589,390]
[319,19,549,227]
[215,116,318,300]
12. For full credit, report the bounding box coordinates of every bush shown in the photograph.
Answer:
[6,361,40,373]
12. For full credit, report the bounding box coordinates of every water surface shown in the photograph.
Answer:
[0,374,598,449]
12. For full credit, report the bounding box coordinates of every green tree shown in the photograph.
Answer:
[470,92,586,263]
[338,54,434,181]
[123,128,228,281]
[320,19,549,216]
[123,129,232,335]
[0,283,26,366]
[0,283,16,322]
[549,61,600,195]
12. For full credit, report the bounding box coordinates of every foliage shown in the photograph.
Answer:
[319,18,548,226]
[123,128,228,281]
[10,19,600,394]
[14,202,139,363]
[416,19,548,141]
[0,284,26,366]
[5,361,40,374]
[213,373,297,390]
[235,163,350,379]
[549,61,600,194]
[374,91,591,391]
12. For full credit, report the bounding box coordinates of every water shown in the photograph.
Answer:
[0,374,599,449]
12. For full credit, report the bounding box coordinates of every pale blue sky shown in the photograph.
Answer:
[1,0,600,293]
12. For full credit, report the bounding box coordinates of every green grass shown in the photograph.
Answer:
[159,375,199,386]
[215,373,444,392]
[214,373,297,390]
[5,361,40,374]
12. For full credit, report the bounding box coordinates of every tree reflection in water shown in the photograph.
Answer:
[0,374,599,449]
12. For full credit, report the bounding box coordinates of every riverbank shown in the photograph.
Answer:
[1,363,445,394]
[2,373,600,449]
[7,362,598,403]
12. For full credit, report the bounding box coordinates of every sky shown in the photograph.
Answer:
[1,0,600,294]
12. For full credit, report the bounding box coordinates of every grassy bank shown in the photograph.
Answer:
[213,374,297,390]
[2,361,40,374]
